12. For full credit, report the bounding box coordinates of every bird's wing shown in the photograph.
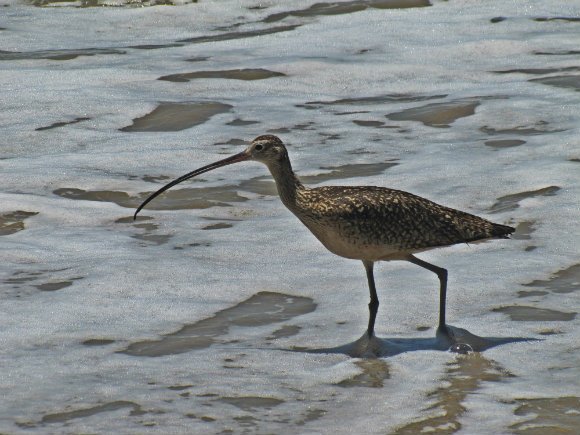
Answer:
[310,186,502,249]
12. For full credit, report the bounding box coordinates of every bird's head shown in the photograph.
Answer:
[246,134,288,164]
[134,135,287,219]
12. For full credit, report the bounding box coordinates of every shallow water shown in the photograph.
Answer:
[1,0,579,433]
[122,291,317,357]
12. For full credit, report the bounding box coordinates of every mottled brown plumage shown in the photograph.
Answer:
[135,134,514,351]
[297,186,511,254]
[245,135,513,263]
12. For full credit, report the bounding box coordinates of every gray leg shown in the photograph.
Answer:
[363,260,379,338]
[407,255,448,331]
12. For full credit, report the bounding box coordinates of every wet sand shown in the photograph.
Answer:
[2,0,579,433]
[10,84,576,431]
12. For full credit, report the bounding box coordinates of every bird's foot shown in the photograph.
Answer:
[436,324,490,354]
[345,332,391,358]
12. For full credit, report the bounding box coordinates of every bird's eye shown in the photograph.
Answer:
[255,144,264,151]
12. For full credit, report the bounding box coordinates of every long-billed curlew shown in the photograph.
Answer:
[135,135,514,354]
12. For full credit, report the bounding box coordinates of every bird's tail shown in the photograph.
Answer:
[491,222,515,238]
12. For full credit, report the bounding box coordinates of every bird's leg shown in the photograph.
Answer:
[407,255,448,334]
[363,260,379,338]
[407,255,488,354]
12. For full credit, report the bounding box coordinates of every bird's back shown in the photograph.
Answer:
[292,185,513,260]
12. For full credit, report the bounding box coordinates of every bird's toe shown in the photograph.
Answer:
[436,324,489,353]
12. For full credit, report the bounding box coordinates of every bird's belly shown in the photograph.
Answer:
[302,221,402,261]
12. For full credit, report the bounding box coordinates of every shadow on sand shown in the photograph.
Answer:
[290,325,537,358]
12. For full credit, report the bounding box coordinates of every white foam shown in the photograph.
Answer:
[1,0,579,433]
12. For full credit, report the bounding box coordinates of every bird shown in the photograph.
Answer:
[135,135,514,354]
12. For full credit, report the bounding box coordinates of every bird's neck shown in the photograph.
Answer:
[266,154,306,208]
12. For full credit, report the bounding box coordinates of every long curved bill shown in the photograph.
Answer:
[134,150,250,220]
